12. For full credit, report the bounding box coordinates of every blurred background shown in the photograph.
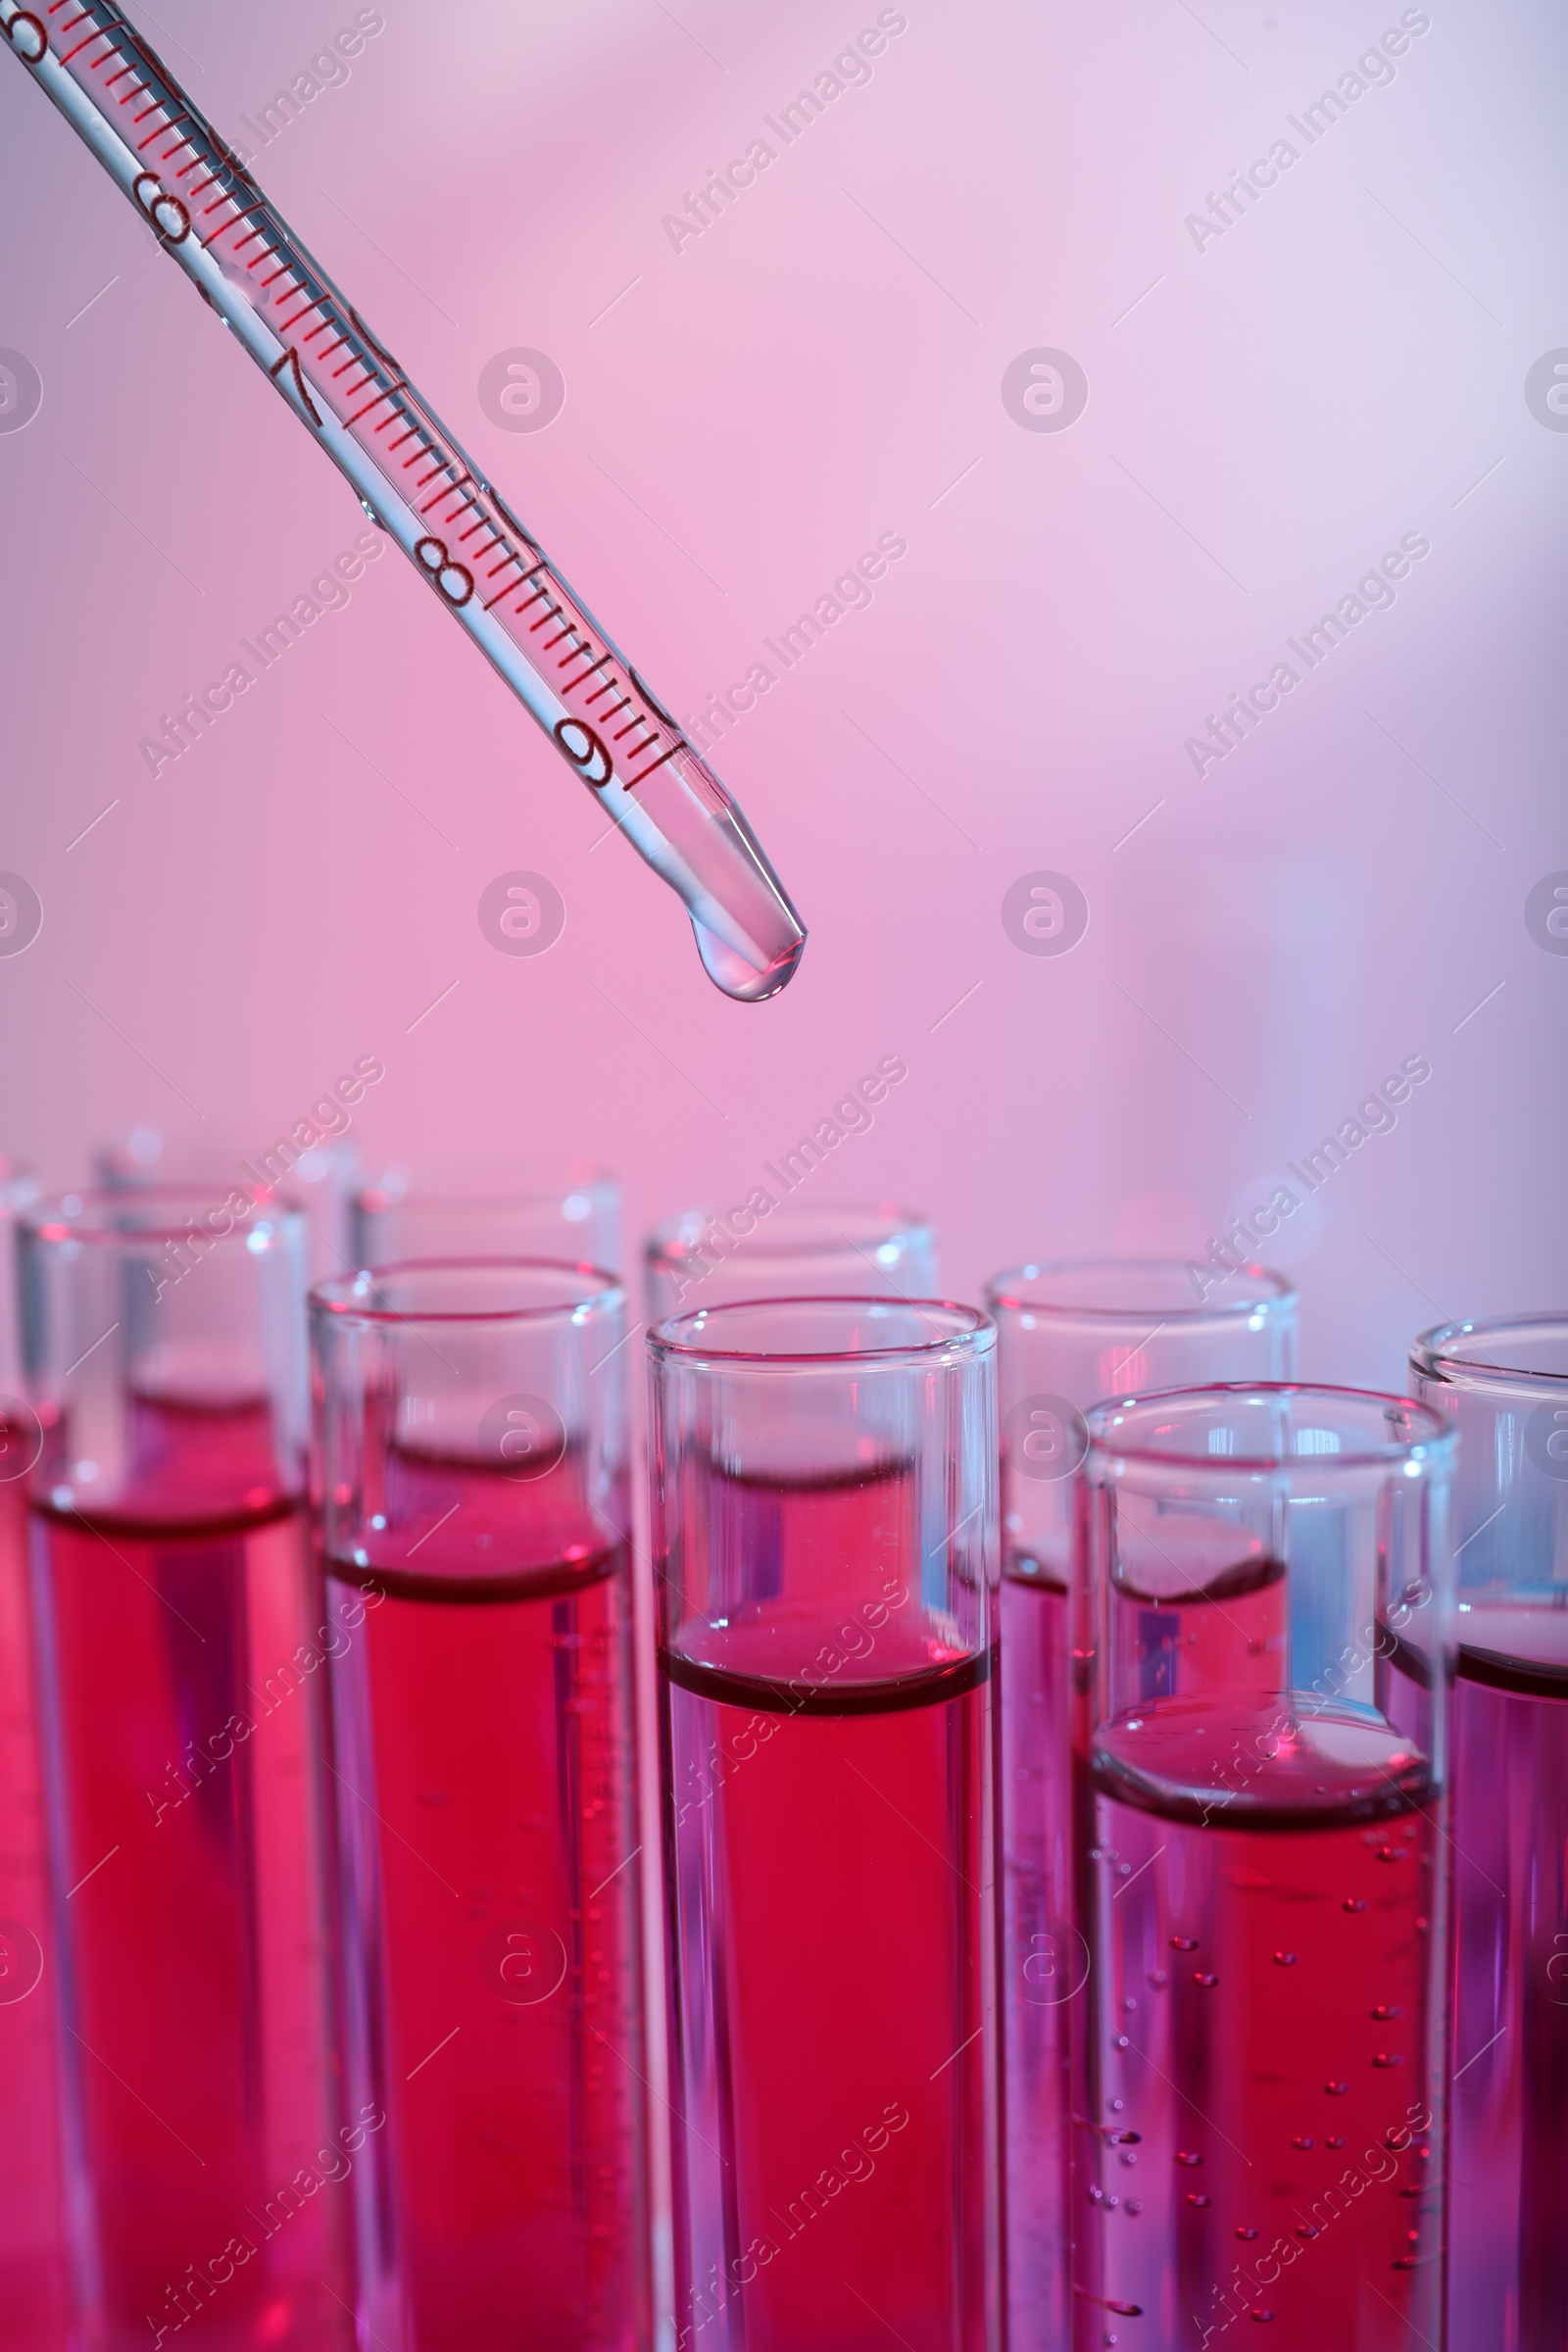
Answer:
[1,0,1563,1374]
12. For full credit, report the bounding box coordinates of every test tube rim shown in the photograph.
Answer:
[1411,1311,1568,1396]
[23,1182,304,1251]
[984,1255,1296,1325]
[645,1198,936,1269]
[1084,1378,1454,1476]
[647,1293,993,1368]
[311,1253,622,1327]
[357,1158,617,1215]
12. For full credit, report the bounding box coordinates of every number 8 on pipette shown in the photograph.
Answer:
[2,0,806,1001]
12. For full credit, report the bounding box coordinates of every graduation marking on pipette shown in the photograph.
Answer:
[1,0,807,1003]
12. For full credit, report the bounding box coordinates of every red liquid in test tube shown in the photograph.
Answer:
[313,1261,651,2352]
[1071,1385,1452,2352]
[1407,1317,1568,2346]
[22,1192,352,2352]
[0,1400,69,2345]
[650,1299,1002,2352]
[984,1261,1297,2352]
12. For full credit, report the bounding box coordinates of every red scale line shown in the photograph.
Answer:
[384,421,419,451]
[274,298,330,335]
[624,739,686,788]
[259,264,293,289]
[423,472,473,507]
[481,578,525,612]
[584,675,623,705]
[613,715,656,742]
[102,63,134,86]
[424,483,476,518]
[344,385,406,429]
[59,27,107,61]
[528,603,564,634]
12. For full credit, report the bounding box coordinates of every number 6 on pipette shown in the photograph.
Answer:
[2,1,806,1001]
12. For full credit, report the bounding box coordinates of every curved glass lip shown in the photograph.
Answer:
[312,1254,622,1327]
[1085,1380,1454,1472]
[645,1199,934,1265]
[648,1294,992,1367]
[1412,1314,1568,1393]
[985,1256,1296,1324]
[358,1158,616,1213]
[0,1158,38,1204]
[23,1182,300,1249]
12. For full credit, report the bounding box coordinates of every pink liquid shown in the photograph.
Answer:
[30,1396,352,2352]
[1000,1559,1073,2352]
[1075,1698,1442,2351]
[1069,1551,1445,2349]
[323,1443,648,2351]
[661,1464,997,2352]
[1393,1601,1568,2351]
[0,1422,69,2345]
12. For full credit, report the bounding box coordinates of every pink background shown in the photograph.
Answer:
[1,0,1564,1379]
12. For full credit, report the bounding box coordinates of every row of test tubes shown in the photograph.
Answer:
[0,1147,1560,2351]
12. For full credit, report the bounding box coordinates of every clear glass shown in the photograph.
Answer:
[16,20,805,999]
[0,1159,68,2348]
[311,1258,650,2352]
[355,1160,621,1273]
[649,1298,1001,2352]
[643,1199,937,1322]
[1073,1385,1454,2352]
[20,1186,349,2352]
[99,1122,362,1283]
[1409,1315,1568,2349]
[981,1260,1296,2352]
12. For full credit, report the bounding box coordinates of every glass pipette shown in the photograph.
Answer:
[1,2,807,1001]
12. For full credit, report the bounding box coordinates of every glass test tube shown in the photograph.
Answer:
[1071,1385,1453,2350]
[644,1200,937,1322]
[21,1186,351,2352]
[0,1158,69,2347]
[981,1261,1296,2352]
[100,1124,361,1284]
[1408,1315,1568,2347]
[312,1260,650,2352]
[355,1162,622,1274]
[650,1298,1001,2352]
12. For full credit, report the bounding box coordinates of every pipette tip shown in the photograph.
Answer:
[692,922,807,1003]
